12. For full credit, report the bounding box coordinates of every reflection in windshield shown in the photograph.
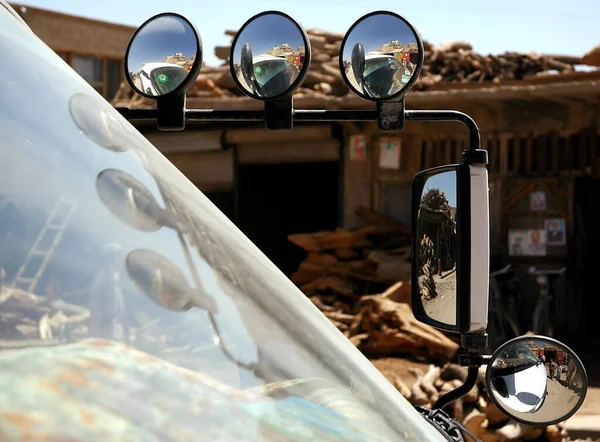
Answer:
[0,6,445,441]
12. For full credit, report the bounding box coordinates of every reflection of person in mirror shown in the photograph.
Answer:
[88,242,129,342]
[566,357,579,388]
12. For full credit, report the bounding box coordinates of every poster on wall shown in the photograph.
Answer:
[508,229,547,256]
[349,135,366,161]
[379,138,401,169]
[530,191,547,211]
[545,218,566,246]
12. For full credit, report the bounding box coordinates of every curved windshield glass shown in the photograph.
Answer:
[254,58,291,86]
[363,56,401,97]
[0,6,445,441]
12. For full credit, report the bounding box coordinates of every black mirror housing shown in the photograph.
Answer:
[411,155,489,336]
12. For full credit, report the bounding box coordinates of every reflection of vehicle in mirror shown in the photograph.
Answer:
[486,336,588,426]
[239,51,299,98]
[138,62,189,96]
[230,11,309,102]
[340,11,423,101]
[488,341,548,413]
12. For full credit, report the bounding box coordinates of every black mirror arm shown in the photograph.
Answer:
[432,365,480,411]
[113,107,483,139]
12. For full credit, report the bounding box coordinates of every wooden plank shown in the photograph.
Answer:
[552,132,560,173]
[525,133,533,172]
[591,130,598,176]
[168,150,234,190]
[226,125,333,145]
[499,134,509,175]
[343,130,372,229]
[145,130,223,153]
[237,141,339,164]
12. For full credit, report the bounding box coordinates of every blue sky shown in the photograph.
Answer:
[232,13,305,65]
[423,171,456,208]
[342,13,417,61]
[128,15,198,72]
[16,0,599,68]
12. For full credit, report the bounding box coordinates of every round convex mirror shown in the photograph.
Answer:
[97,169,164,232]
[125,13,202,98]
[486,336,588,426]
[230,11,311,100]
[126,249,195,312]
[340,11,424,101]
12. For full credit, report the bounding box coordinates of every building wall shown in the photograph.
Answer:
[10,3,134,100]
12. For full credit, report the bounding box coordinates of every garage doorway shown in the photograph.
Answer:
[236,161,340,277]
[573,177,600,347]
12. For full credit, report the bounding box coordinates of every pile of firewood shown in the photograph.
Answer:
[383,362,569,441]
[112,29,592,107]
[287,207,461,363]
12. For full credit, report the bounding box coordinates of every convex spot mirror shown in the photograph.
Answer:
[125,13,203,98]
[230,11,311,100]
[411,162,490,334]
[340,11,424,101]
[486,336,587,426]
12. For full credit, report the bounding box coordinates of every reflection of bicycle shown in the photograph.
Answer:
[487,264,522,351]
[529,266,566,337]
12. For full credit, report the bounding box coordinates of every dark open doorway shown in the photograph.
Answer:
[236,161,340,277]
[203,189,235,222]
[573,177,600,347]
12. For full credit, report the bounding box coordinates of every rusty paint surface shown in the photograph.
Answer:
[0,339,395,441]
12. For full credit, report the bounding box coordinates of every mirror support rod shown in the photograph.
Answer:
[405,110,481,151]
[431,366,479,411]
[114,107,481,140]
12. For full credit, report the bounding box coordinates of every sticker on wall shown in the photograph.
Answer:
[378,138,400,170]
[508,229,547,256]
[530,191,547,211]
[349,135,366,161]
[545,218,566,246]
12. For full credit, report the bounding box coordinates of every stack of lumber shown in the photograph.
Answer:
[112,27,595,107]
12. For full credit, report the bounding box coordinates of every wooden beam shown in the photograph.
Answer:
[236,141,339,164]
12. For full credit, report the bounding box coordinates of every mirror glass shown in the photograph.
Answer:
[416,170,457,326]
[96,169,163,232]
[487,337,587,425]
[231,13,307,99]
[126,249,194,312]
[341,12,421,100]
[126,14,199,97]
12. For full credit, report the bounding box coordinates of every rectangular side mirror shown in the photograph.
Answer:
[411,162,489,334]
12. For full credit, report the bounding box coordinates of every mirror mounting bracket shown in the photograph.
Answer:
[458,353,491,367]
[157,92,186,131]
[377,100,405,131]
[461,332,488,351]
[265,98,293,130]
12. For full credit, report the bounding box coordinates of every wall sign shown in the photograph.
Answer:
[349,134,366,161]
[530,191,547,211]
[379,138,401,170]
[545,218,566,246]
